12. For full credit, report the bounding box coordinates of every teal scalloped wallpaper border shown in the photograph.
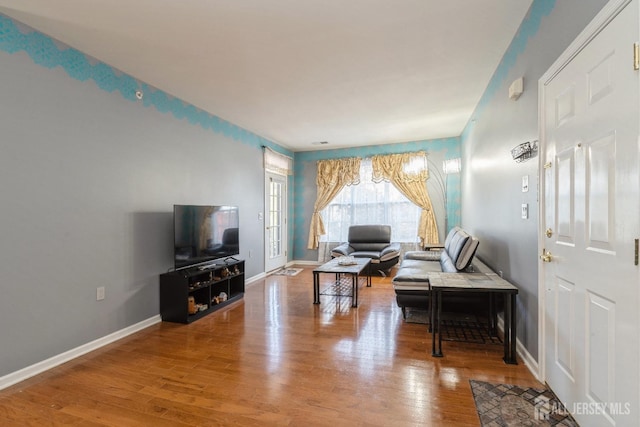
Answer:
[0,14,290,157]
[462,0,555,139]
[1,2,552,262]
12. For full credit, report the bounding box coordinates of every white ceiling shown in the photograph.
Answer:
[0,0,533,151]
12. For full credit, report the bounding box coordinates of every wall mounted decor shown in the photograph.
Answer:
[511,140,538,163]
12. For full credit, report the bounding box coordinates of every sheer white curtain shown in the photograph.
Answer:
[318,158,421,262]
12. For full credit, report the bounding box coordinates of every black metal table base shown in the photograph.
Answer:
[315,274,369,307]
[430,289,518,365]
[313,260,371,308]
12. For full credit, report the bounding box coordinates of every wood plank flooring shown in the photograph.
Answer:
[0,266,542,426]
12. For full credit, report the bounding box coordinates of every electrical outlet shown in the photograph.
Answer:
[96,286,105,301]
[521,203,528,219]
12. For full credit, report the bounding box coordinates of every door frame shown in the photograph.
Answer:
[537,0,633,382]
[264,171,288,272]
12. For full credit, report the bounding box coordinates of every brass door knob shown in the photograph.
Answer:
[545,228,553,238]
[540,249,552,263]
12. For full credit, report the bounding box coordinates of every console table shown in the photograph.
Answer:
[313,258,371,307]
[428,272,519,364]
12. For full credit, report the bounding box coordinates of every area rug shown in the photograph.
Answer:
[470,380,578,426]
[273,267,303,276]
[405,308,431,324]
[404,308,501,345]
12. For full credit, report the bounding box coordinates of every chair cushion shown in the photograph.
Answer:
[404,250,441,262]
[399,258,443,272]
[350,242,391,252]
[351,250,384,260]
[440,251,457,272]
[392,266,431,291]
[446,228,471,265]
[443,227,461,254]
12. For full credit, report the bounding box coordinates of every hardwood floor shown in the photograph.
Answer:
[0,266,541,426]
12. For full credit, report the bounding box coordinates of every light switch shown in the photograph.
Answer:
[522,175,529,192]
[521,204,528,219]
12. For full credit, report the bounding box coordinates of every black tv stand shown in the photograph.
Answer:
[159,259,245,324]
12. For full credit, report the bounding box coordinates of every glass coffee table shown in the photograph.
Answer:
[313,258,371,307]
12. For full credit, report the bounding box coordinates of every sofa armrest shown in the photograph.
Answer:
[331,243,353,257]
[380,242,401,262]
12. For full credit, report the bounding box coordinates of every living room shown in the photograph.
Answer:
[1,0,632,425]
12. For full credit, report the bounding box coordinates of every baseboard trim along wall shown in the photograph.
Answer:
[497,315,540,381]
[290,260,321,266]
[1,273,264,390]
[246,272,267,286]
[0,315,162,391]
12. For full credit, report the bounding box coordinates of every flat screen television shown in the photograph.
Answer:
[174,205,239,269]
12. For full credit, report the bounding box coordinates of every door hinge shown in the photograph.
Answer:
[634,42,639,70]
[635,239,639,265]
[544,161,552,169]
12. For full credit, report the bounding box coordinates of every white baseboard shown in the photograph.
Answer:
[1,267,283,391]
[0,315,161,391]
[246,272,266,285]
[290,259,320,266]
[497,316,541,381]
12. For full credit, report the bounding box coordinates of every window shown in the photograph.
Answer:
[320,158,421,243]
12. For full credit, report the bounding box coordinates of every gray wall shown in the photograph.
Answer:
[460,0,608,361]
[0,21,283,377]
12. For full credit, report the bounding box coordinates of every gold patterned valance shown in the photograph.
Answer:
[372,151,429,183]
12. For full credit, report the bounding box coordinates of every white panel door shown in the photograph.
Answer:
[265,172,287,272]
[541,1,639,425]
